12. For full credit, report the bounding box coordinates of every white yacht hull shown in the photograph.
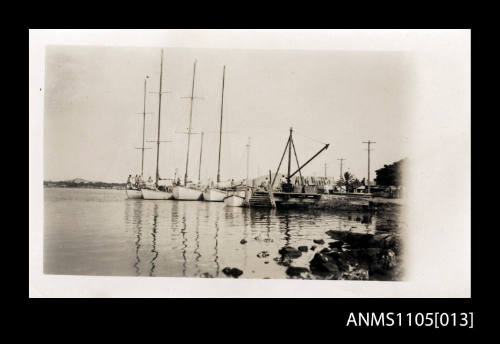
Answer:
[224,195,245,207]
[141,189,173,200]
[126,189,143,199]
[172,186,203,200]
[202,188,226,202]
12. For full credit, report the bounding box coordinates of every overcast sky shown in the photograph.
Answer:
[44,45,413,183]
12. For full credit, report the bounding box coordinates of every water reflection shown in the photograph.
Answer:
[194,207,201,276]
[181,211,187,277]
[150,203,159,276]
[243,209,249,267]
[134,201,143,276]
[214,216,220,277]
[45,189,399,279]
[282,212,291,247]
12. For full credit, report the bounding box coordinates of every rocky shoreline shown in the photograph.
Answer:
[274,228,403,281]
[197,202,404,280]
[314,193,403,213]
[272,202,404,280]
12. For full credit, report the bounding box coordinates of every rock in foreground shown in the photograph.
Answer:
[307,229,403,280]
[257,251,270,258]
[286,266,310,277]
[222,267,244,278]
[278,246,302,258]
[309,252,342,279]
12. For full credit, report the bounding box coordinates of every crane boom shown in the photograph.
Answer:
[289,143,330,179]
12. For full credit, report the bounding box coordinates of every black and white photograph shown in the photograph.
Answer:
[29,29,470,298]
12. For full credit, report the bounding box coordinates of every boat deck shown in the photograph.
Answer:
[249,191,321,208]
[271,191,321,198]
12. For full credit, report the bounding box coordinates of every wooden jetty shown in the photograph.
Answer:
[249,190,321,208]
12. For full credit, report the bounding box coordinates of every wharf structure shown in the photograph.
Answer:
[248,127,329,209]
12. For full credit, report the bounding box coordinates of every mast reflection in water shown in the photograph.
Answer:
[150,204,159,276]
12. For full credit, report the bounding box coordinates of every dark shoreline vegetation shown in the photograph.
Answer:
[44,180,126,190]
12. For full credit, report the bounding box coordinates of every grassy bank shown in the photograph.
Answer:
[315,193,403,212]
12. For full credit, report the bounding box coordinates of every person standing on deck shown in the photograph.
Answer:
[263,177,269,191]
[146,176,153,189]
[279,174,286,191]
[127,175,132,189]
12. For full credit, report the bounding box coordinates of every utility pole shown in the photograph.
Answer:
[337,158,346,179]
[362,140,376,193]
[324,163,327,179]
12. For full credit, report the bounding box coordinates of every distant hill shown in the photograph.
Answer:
[44,179,125,190]
[71,178,90,184]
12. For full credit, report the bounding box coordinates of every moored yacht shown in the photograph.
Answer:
[172,185,203,200]
[142,188,173,200]
[223,192,245,207]
[126,69,152,199]
[175,59,204,202]
[204,65,229,202]
[140,48,174,201]
[224,138,252,207]
[202,187,227,202]
[126,189,143,199]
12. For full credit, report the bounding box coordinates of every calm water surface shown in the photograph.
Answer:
[44,188,383,279]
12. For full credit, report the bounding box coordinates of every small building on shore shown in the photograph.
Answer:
[355,185,367,193]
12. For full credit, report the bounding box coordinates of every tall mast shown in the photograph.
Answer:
[184,60,197,186]
[155,49,164,186]
[246,137,251,185]
[136,76,152,176]
[140,76,148,176]
[198,131,204,184]
[216,65,226,184]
